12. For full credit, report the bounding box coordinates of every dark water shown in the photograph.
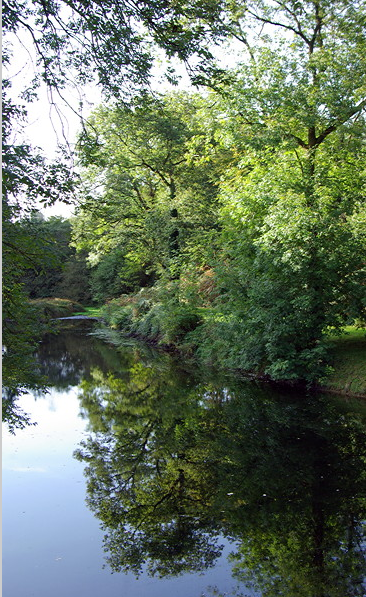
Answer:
[3,324,366,597]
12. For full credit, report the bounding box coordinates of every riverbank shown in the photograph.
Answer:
[68,302,366,398]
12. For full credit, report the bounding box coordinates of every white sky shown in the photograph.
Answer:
[5,24,244,218]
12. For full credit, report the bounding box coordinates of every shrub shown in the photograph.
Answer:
[101,289,203,347]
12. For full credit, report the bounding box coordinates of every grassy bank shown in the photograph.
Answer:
[321,327,366,397]
[29,300,104,320]
[73,306,103,317]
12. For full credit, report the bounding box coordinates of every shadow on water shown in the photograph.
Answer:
[6,324,366,595]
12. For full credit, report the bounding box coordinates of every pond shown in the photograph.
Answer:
[3,324,366,597]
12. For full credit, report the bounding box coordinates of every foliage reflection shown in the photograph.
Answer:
[74,351,366,595]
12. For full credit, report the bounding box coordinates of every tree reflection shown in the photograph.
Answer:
[75,358,366,594]
[217,393,366,597]
[2,324,129,431]
[35,327,128,389]
[75,362,226,576]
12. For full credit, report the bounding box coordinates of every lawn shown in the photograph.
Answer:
[73,306,103,317]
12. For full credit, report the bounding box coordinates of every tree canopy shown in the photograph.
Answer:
[3,0,226,99]
[73,91,228,292]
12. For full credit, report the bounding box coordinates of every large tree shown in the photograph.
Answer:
[193,0,366,382]
[73,91,227,295]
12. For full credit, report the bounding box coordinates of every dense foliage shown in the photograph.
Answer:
[2,0,226,97]
[74,92,227,298]
[74,0,366,383]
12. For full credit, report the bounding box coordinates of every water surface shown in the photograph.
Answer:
[3,325,366,596]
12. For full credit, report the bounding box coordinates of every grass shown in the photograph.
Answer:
[322,326,366,396]
[73,305,103,317]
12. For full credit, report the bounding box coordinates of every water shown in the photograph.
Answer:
[3,324,366,597]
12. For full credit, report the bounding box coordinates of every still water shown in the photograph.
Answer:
[3,324,366,597]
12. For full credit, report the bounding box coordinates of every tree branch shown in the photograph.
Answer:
[315,99,366,147]
[247,9,311,46]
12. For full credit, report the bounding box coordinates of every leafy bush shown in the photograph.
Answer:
[101,288,203,346]
[101,300,134,330]
[159,305,203,343]
[132,303,165,340]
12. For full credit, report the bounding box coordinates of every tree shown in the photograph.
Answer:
[73,91,226,292]
[20,215,74,298]
[70,1,366,382]
[55,251,92,303]
[88,248,152,304]
[195,0,366,381]
[2,89,76,424]
[2,0,226,100]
